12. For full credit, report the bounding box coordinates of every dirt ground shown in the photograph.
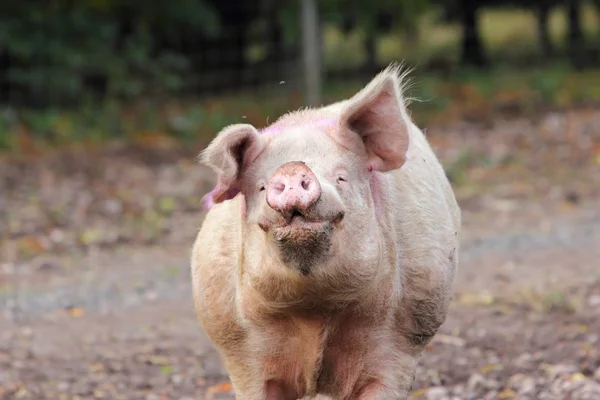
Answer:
[1,108,600,399]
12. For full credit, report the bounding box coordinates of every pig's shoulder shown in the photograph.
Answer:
[191,198,242,346]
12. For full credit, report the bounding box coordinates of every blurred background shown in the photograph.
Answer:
[1,1,600,399]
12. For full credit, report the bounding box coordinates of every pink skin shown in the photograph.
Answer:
[266,161,321,218]
[261,118,338,137]
[202,185,239,210]
[202,118,338,212]
[257,162,345,237]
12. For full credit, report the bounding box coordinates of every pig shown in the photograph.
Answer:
[191,64,461,400]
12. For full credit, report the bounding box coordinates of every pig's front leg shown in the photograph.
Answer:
[352,355,418,400]
[219,358,267,400]
[234,382,296,400]
[226,367,298,400]
[354,381,411,400]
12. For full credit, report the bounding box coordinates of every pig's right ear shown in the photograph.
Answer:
[199,124,265,209]
[333,66,411,172]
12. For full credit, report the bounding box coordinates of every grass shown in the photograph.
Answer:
[1,5,600,154]
[325,4,600,69]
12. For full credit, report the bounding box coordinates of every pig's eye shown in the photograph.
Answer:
[258,184,266,192]
[337,176,347,183]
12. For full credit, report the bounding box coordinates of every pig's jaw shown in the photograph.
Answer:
[271,218,334,275]
[257,187,345,275]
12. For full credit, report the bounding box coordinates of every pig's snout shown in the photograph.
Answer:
[266,161,321,216]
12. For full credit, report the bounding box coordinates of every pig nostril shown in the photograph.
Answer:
[301,180,311,191]
[272,182,285,194]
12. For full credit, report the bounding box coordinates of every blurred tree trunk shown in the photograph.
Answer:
[404,23,419,48]
[206,1,254,89]
[0,51,10,104]
[591,0,600,46]
[364,34,377,72]
[264,0,284,82]
[536,3,553,58]
[460,0,487,67]
[266,16,283,64]
[567,0,585,68]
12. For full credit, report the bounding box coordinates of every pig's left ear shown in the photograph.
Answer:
[334,67,411,172]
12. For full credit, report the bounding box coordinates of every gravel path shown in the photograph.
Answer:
[1,200,599,399]
[2,107,600,399]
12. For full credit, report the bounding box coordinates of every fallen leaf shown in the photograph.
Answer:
[79,229,103,246]
[498,387,517,399]
[160,365,173,375]
[157,196,176,214]
[90,363,105,372]
[206,382,232,394]
[432,333,466,347]
[479,363,504,374]
[17,235,46,256]
[410,388,427,398]
[570,372,586,382]
[66,307,85,318]
[14,387,28,398]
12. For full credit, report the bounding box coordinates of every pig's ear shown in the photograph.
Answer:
[199,124,265,208]
[334,67,411,172]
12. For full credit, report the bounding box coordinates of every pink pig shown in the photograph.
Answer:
[191,65,461,400]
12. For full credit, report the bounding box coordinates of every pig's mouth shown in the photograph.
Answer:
[258,207,344,275]
[258,207,344,235]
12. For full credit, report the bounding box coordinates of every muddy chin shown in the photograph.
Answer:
[272,218,334,275]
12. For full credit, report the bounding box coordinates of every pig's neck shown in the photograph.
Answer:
[238,225,399,324]
[240,269,397,328]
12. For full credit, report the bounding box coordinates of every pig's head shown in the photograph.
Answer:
[200,67,412,288]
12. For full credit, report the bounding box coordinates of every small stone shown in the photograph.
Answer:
[1,263,15,274]
[514,353,533,368]
[38,261,59,272]
[49,229,66,244]
[483,391,499,400]
[171,374,183,385]
[425,386,449,399]
[508,374,536,395]
[103,199,123,216]
[594,367,600,381]
[20,326,33,338]
[588,295,600,308]
[546,364,578,380]
[145,291,158,301]
[564,191,580,204]
[468,374,486,389]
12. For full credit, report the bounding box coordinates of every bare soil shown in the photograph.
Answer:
[1,108,600,399]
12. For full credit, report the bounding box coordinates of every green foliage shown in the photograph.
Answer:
[1,0,599,152]
[0,1,218,105]
[0,111,14,150]
[320,0,431,34]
